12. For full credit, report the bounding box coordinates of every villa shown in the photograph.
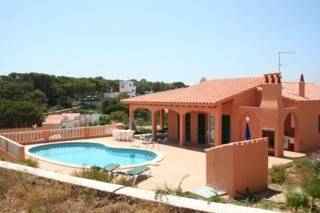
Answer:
[123,72,320,157]
[2,71,320,201]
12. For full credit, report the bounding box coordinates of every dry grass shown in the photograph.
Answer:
[0,168,200,213]
[19,158,39,168]
[74,167,137,186]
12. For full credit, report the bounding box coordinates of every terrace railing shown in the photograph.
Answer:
[0,125,117,145]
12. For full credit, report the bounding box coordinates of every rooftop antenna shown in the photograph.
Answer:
[278,51,295,72]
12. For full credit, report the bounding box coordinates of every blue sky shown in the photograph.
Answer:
[1,0,319,84]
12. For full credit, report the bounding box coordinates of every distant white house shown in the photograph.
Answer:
[119,80,136,97]
[104,80,136,98]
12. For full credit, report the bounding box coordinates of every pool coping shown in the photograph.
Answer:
[25,140,164,170]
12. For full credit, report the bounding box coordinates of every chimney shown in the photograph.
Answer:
[299,74,305,97]
[263,72,281,84]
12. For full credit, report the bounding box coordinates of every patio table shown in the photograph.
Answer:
[112,129,134,142]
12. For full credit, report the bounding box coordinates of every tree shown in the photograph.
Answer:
[101,98,128,114]
[28,89,48,105]
[171,82,187,89]
[0,101,44,128]
[109,111,128,124]
[99,115,111,125]
[0,72,186,129]
[136,79,152,95]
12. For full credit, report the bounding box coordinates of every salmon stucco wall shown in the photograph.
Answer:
[229,88,261,142]
[206,138,268,197]
[127,73,320,155]
[294,102,320,152]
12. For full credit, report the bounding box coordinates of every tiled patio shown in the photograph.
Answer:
[26,137,294,192]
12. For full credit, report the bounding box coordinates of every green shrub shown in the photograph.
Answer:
[20,159,39,168]
[255,199,279,210]
[304,177,320,199]
[303,176,320,211]
[75,167,136,187]
[207,195,225,203]
[270,165,287,185]
[236,188,258,204]
[75,167,113,182]
[294,158,314,170]
[294,158,317,177]
[109,111,128,124]
[155,175,190,201]
[286,188,309,212]
[99,114,111,125]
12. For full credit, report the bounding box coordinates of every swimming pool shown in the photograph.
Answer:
[27,142,160,168]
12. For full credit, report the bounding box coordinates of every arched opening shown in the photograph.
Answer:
[244,116,252,140]
[131,108,169,142]
[133,108,152,134]
[284,113,296,151]
[240,113,261,141]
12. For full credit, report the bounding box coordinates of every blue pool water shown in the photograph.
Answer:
[29,142,158,167]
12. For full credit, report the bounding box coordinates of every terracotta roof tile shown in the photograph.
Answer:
[282,82,320,101]
[123,75,320,105]
[123,77,264,105]
[43,113,80,125]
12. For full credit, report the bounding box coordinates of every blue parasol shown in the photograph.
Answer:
[245,123,251,140]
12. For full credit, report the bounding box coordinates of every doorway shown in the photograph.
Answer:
[198,113,207,144]
[284,113,295,151]
[222,115,231,144]
[185,113,191,143]
[262,129,275,155]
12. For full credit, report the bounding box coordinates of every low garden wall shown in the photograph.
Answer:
[0,160,273,213]
[0,126,53,133]
[0,125,117,145]
[206,138,268,198]
[0,135,25,160]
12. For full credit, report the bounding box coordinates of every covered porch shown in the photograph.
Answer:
[128,104,231,147]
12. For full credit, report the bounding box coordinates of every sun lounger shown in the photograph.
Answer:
[104,163,120,172]
[122,166,151,185]
[191,186,226,199]
[126,166,149,176]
